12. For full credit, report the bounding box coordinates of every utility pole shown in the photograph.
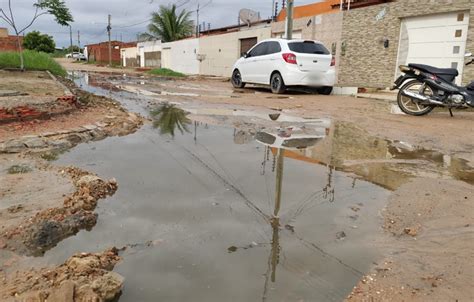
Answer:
[196,3,200,37]
[107,14,112,66]
[77,30,81,52]
[272,0,275,20]
[69,25,73,52]
[285,0,294,40]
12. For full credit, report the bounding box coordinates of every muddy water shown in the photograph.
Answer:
[47,120,389,301]
[29,72,472,301]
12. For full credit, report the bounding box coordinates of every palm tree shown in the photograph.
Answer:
[142,4,194,42]
[151,103,191,137]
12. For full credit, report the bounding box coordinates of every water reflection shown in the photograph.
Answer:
[151,103,191,137]
[256,128,327,300]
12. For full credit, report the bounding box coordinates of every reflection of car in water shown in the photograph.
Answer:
[255,127,327,150]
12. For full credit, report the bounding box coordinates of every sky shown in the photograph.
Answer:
[0,0,320,48]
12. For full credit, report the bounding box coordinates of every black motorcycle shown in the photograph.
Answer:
[392,53,474,116]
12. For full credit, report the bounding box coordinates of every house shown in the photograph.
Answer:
[0,27,23,52]
[275,0,340,23]
[159,0,473,90]
[121,46,139,67]
[160,20,272,76]
[337,0,473,88]
[85,41,136,64]
[137,40,162,68]
[161,38,199,74]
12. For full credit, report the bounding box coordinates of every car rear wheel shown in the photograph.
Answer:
[231,69,246,88]
[270,73,286,94]
[317,86,333,95]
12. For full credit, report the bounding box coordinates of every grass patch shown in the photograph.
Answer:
[40,151,61,161]
[148,68,186,77]
[0,50,67,76]
[7,164,33,174]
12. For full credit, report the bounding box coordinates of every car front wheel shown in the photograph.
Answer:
[317,86,333,95]
[231,69,246,88]
[270,73,286,94]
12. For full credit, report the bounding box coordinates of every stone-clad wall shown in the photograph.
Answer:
[337,0,474,88]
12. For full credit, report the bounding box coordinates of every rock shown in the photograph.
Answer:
[403,227,418,237]
[3,139,26,153]
[336,231,347,240]
[77,175,102,187]
[82,124,98,131]
[0,239,7,249]
[47,280,75,302]
[67,255,101,273]
[48,139,73,150]
[23,137,46,149]
[90,272,124,300]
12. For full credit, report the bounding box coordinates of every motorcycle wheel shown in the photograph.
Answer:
[397,80,435,116]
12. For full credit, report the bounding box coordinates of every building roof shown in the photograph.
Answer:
[276,0,340,21]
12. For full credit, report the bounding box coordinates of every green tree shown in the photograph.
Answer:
[23,31,56,53]
[142,4,193,42]
[0,0,73,70]
[151,103,191,137]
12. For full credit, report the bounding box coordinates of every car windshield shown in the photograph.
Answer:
[288,41,330,55]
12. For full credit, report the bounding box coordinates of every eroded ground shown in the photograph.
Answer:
[0,67,473,301]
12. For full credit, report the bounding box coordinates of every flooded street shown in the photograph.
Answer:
[2,71,472,301]
[25,72,391,301]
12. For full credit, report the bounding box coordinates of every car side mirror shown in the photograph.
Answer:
[243,52,250,58]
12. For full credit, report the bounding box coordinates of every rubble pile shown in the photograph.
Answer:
[0,248,124,302]
[0,168,117,256]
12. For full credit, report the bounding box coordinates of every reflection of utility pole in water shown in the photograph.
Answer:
[263,149,283,300]
[194,121,198,142]
[323,165,335,202]
[273,148,285,217]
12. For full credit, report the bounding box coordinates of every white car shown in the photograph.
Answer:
[66,52,86,61]
[231,39,335,94]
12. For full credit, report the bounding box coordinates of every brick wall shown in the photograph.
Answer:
[338,0,474,88]
[86,41,136,64]
[0,35,23,52]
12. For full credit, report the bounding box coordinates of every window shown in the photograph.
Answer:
[288,41,330,54]
[455,30,462,38]
[457,13,464,22]
[453,46,460,54]
[266,42,282,55]
[451,62,458,69]
[249,42,268,57]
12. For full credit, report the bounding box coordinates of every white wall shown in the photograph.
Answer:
[121,46,138,66]
[199,26,272,77]
[161,38,200,74]
[137,40,162,67]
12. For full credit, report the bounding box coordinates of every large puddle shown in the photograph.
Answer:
[24,72,472,301]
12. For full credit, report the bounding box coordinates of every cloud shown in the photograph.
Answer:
[0,0,319,47]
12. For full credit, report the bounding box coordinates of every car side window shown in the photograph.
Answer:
[266,42,281,55]
[249,42,267,57]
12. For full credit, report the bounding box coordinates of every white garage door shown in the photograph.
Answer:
[396,11,470,85]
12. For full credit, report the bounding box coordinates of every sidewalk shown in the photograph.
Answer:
[356,91,397,102]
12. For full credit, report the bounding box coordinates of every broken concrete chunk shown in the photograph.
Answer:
[23,137,47,149]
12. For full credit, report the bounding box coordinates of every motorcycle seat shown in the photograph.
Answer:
[408,64,459,77]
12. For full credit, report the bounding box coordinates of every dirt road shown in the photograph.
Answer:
[1,63,473,301]
[78,71,473,301]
